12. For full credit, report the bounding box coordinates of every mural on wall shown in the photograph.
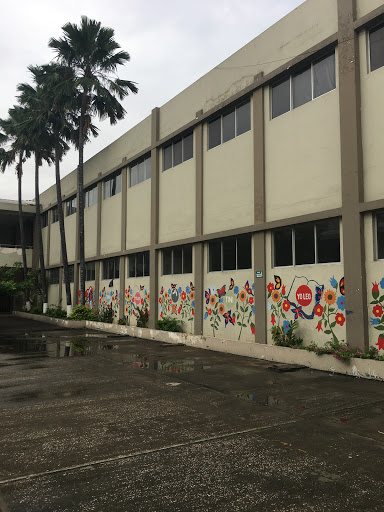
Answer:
[204,279,255,340]
[158,283,195,329]
[370,279,384,351]
[124,285,150,325]
[267,275,349,343]
[77,286,94,309]
[99,287,120,318]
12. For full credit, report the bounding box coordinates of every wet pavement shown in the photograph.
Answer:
[0,315,384,511]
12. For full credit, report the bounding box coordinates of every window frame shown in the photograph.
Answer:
[208,99,251,150]
[103,171,122,200]
[49,268,60,285]
[51,206,59,224]
[129,153,151,187]
[102,257,120,280]
[162,132,194,172]
[127,252,150,278]
[208,235,252,272]
[41,211,48,228]
[368,22,384,73]
[162,245,193,275]
[85,262,96,281]
[374,210,384,261]
[85,185,98,208]
[65,196,77,217]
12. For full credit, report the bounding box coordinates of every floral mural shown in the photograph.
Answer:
[204,279,255,340]
[99,287,120,318]
[158,283,195,330]
[77,286,94,309]
[124,285,150,325]
[370,279,384,351]
[267,275,349,344]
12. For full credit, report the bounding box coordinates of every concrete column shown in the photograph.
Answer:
[73,191,80,307]
[194,117,204,335]
[46,209,51,268]
[193,243,204,335]
[119,167,127,319]
[337,0,368,350]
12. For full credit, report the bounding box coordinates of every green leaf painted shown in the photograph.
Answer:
[324,330,332,334]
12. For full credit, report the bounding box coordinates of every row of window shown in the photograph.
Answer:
[163,133,193,171]
[208,100,250,150]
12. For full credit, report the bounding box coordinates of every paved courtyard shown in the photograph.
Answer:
[0,314,384,511]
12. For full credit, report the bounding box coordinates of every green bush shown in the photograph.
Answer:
[271,320,303,348]
[68,305,98,321]
[118,318,127,325]
[45,305,67,319]
[30,305,43,315]
[98,304,113,323]
[156,316,184,333]
[136,308,149,328]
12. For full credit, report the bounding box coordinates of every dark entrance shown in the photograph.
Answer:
[0,295,12,312]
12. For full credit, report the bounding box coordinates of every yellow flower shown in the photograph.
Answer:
[323,289,336,305]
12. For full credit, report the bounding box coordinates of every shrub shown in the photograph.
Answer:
[30,305,43,315]
[98,304,113,323]
[271,320,303,348]
[118,318,127,325]
[156,316,184,333]
[68,305,98,321]
[136,308,149,328]
[45,305,67,319]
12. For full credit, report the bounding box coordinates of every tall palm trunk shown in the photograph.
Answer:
[54,132,72,314]
[17,152,30,310]
[35,152,48,311]
[78,92,86,306]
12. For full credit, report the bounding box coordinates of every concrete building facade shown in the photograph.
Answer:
[21,0,384,351]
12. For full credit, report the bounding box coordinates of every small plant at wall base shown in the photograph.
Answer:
[68,305,97,321]
[98,304,113,323]
[156,316,184,333]
[44,305,67,319]
[136,307,149,328]
[271,320,303,348]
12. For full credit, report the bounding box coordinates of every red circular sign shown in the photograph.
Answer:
[296,285,312,307]
[134,292,141,305]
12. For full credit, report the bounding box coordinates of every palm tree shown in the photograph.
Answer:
[0,107,32,310]
[49,16,138,305]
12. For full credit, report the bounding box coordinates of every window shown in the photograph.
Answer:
[162,245,192,275]
[102,257,120,280]
[273,218,340,267]
[130,154,151,187]
[103,172,122,199]
[67,265,74,283]
[208,100,251,149]
[65,196,77,216]
[369,23,384,72]
[128,252,149,278]
[85,185,97,208]
[376,211,384,260]
[163,133,193,171]
[85,262,95,281]
[49,268,60,285]
[271,51,336,119]
[41,211,48,228]
[51,206,59,223]
[208,234,252,272]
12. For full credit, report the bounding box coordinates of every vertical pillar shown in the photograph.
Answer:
[119,168,127,319]
[95,261,101,313]
[73,191,80,307]
[337,0,367,349]
[194,119,204,335]
[59,266,63,307]
[252,74,267,344]
[32,217,39,271]
[94,182,102,312]
[46,209,51,268]
[149,107,160,329]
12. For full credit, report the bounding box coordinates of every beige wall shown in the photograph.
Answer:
[42,226,48,264]
[126,177,151,250]
[203,126,254,234]
[64,214,77,263]
[159,154,196,243]
[124,276,150,326]
[49,222,61,266]
[100,193,122,256]
[357,0,383,19]
[47,284,60,307]
[84,204,98,258]
[0,247,32,267]
[265,83,342,221]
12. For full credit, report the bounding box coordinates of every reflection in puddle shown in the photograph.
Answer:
[235,393,281,407]
[155,360,195,373]
[0,339,120,358]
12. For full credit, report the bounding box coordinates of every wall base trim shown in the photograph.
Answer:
[13,311,384,381]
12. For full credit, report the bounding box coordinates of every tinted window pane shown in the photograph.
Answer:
[209,240,221,272]
[222,109,235,143]
[114,257,120,278]
[173,139,182,166]
[316,219,340,263]
[295,224,315,265]
[272,78,290,119]
[223,237,236,271]
[144,251,149,276]
[163,248,172,275]
[136,253,144,277]
[313,52,335,98]
[274,228,293,267]
[183,133,193,161]
[145,157,151,180]
[370,24,384,72]
[237,234,252,269]
[130,165,138,187]
[128,255,136,278]
[115,173,122,194]
[163,144,173,171]
[173,247,182,274]
[183,245,192,274]
[292,66,312,108]
[68,265,74,283]
[236,101,251,136]
[208,117,221,149]
[138,160,145,184]
[377,212,384,259]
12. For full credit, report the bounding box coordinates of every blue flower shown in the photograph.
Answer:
[283,320,290,333]
[211,286,216,294]
[330,276,338,288]
[234,286,239,294]
[252,306,255,314]
[370,317,380,326]
[336,296,345,311]
[267,302,272,310]
[380,278,384,290]
[204,313,208,320]
[168,289,171,294]
[178,287,182,293]
[186,286,190,294]
[192,300,195,307]
[145,289,147,295]
[220,297,224,303]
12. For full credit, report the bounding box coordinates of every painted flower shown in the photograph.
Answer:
[336,296,345,311]
[283,300,290,312]
[160,312,163,319]
[376,335,384,351]
[373,304,383,318]
[370,317,380,326]
[271,290,281,303]
[178,306,182,314]
[211,286,216,294]
[192,310,194,316]
[252,306,255,314]
[141,298,144,305]
[234,286,239,295]
[192,300,195,307]
[281,285,286,295]
[232,315,236,324]
[190,291,195,300]
[126,292,131,300]
[208,308,212,316]
[283,320,290,334]
[316,322,323,332]
[218,303,225,315]
[210,296,216,306]
[249,297,254,305]
[168,288,171,295]
[335,312,345,326]
[372,282,380,299]
[219,298,224,303]
[181,291,187,301]
[323,289,336,305]
[147,293,150,300]
[380,278,384,290]
[239,290,247,302]
[330,276,338,288]
[204,313,208,320]
[178,287,182,293]
[186,286,190,294]
[314,304,324,317]
[267,283,274,293]
[267,303,272,311]
[251,325,255,335]
[271,314,276,326]
[159,297,162,304]
[164,291,168,299]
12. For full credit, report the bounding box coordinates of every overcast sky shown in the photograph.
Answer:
[0,0,304,201]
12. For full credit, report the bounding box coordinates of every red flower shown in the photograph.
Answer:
[99,299,101,304]
[283,300,290,312]
[178,306,182,314]
[372,282,380,299]
[314,304,324,317]
[169,299,172,304]
[160,312,163,319]
[232,315,236,325]
[125,289,128,294]
[267,283,274,293]
[141,298,144,305]
[192,310,195,316]
[249,297,254,305]
[335,312,345,326]
[271,314,276,326]
[251,325,255,335]
[282,285,286,295]
[376,335,384,351]
[208,308,212,316]
[181,291,186,301]
[159,297,162,304]
[373,304,383,318]
[316,322,323,332]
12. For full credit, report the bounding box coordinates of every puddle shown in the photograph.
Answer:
[234,393,284,407]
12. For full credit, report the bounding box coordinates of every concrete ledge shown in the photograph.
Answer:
[13,311,384,381]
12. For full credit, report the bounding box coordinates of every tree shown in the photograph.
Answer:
[0,107,33,310]
[49,16,138,305]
